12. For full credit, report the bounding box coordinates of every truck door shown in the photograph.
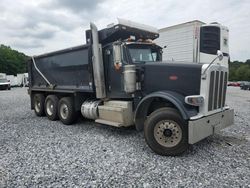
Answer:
[103,46,130,98]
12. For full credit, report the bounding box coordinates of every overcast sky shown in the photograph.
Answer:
[0,0,249,61]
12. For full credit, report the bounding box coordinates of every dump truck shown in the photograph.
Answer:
[28,19,234,156]
[155,20,229,67]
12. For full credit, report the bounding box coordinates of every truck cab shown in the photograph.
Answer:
[102,41,162,98]
[28,19,234,156]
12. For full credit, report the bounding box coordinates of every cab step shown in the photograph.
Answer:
[95,119,122,127]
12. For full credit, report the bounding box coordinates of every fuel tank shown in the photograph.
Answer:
[141,62,203,96]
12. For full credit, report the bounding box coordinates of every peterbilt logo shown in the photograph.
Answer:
[169,75,178,80]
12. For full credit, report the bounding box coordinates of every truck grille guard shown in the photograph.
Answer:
[192,64,229,119]
[208,70,228,111]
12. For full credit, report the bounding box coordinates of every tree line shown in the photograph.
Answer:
[229,60,250,81]
[0,44,28,75]
[0,44,249,81]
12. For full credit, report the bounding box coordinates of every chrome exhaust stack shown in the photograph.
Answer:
[90,22,106,99]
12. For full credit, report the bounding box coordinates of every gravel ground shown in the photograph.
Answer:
[0,87,249,187]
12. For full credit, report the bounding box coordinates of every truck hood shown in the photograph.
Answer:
[140,62,203,96]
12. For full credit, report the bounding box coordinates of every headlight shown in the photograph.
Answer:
[185,95,204,106]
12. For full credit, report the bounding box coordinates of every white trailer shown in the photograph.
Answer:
[6,75,18,86]
[16,74,24,86]
[23,73,29,87]
[16,73,29,87]
[155,20,229,67]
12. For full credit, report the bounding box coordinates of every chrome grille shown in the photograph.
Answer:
[208,70,227,111]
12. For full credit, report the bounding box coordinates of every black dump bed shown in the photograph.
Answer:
[28,45,94,93]
[29,22,158,93]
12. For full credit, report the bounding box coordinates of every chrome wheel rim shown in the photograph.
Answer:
[46,99,54,116]
[154,120,182,147]
[60,103,69,119]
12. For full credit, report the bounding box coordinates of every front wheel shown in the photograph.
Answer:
[144,107,188,156]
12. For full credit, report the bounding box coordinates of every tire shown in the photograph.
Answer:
[58,97,77,125]
[45,95,59,121]
[144,107,188,156]
[33,94,45,117]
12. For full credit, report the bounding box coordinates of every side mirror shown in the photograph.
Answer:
[217,50,223,61]
[113,44,122,70]
[105,49,111,55]
[202,50,224,77]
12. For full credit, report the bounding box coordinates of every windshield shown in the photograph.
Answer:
[128,46,160,63]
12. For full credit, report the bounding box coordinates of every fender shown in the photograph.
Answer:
[134,91,198,131]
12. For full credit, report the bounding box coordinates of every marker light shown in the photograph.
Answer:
[185,95,204,106]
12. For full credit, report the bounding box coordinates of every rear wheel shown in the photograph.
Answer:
[58,97,77,125]
[45,95,59,121]
[33,94,45,116]
[144,107,188,156]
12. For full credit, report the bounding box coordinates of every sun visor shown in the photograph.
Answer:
[86,18,159,45]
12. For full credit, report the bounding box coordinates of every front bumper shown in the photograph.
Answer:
[188,109,234,144]
[0,83,10,89]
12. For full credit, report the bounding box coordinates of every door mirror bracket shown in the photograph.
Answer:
[113,44,122,70]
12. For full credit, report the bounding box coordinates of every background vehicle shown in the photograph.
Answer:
[227,82,240,87]
[0,73,11,90]
[240,81,250,90]
[155,20,229,67]
[16,73,29,87]
[5,73,29,87]
[21,73,29,87]
[28,19,234,156]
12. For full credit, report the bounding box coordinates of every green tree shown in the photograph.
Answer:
[0,44,29,75]
[244,68,250,81]
[235,65,248,80]
[229,60,250,81]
